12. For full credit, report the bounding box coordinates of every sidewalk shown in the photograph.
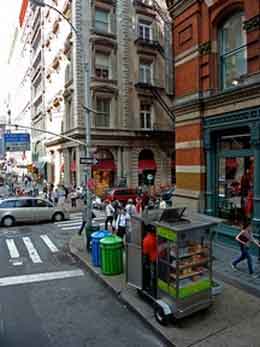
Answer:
[69,235,260,347]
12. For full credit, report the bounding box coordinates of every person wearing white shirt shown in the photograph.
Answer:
[105,200,115,230]
[116,208,130,238]
[125,199,137,216]
[159,198,167,209]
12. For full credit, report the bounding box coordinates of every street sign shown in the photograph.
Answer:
[80,157,99,165]
[4,133,30,152]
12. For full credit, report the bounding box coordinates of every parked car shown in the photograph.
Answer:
[0,197,69,227]
[104,188,139,204]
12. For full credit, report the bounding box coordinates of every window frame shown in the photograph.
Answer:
[218,11,247,90]
[95,97,110,128]
[138,20,152,41]
[140,103,152,129]
[95,9,110,33]
[139,62,153,84]
[95,52,111,80]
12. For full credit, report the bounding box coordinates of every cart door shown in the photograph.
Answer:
[126,217,143,289]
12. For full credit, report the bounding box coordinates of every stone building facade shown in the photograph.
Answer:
[43,0,174,194]
[166,0,260,238]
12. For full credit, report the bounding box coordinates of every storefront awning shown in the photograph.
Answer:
[92,159,116,171]
[138,159,157,172]
[70,160,77,172]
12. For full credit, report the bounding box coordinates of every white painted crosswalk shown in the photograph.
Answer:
[5,234,59,266]
[55,211,105,232]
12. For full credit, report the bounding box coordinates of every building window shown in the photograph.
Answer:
[95,9,110,33]
[140,103,152,129]
[96,98,110,127]
[139,62,153,84]
[219,12,246,90]
[138,21,152,41]
[95,53,110,79]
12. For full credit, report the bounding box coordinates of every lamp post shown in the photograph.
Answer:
[29,0,94,234]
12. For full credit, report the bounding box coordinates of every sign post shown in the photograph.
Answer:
[4,133,30,152]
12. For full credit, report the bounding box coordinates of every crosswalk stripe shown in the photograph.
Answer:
[6,239,20,259]
[40,235,58,253]
[56,221,82,227]
[23,237,42,264]
[0,270,84,287]
[55,219,82,225]
[61,226,81,231]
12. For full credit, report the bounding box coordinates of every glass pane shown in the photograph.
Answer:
[221,12,245,54]
[222,48,246,89]
[217,157,254,226]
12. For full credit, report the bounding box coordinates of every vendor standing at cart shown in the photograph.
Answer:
[143,224,157,297]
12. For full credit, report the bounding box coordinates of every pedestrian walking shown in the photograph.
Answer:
[125,199,137,217]
[159,197,167,209]
[104,200,115,231]
[53,188,59,205]
[115,208,130,239]
[136,197,143,215]
[231,221,260,275]
[70,186,78,208]
[78,208,96,251]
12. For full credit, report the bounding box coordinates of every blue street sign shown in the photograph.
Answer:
[4,133,30,152]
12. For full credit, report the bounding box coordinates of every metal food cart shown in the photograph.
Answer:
[126,208,221,325]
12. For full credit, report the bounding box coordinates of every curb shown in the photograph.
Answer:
[69,239,175,347]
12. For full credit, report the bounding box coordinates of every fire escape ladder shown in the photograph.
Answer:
[150,87,175,125]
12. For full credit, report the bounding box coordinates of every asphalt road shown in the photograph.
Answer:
[0,214,164,347]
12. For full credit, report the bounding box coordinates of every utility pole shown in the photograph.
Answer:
[29,0,94,235]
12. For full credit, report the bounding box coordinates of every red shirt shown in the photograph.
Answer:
[143,233,157,262]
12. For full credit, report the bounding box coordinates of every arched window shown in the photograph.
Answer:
[219,12,246,90]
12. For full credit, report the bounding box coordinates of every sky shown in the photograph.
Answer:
[0,0,20,117]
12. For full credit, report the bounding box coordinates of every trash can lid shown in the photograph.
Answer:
[91,231,112,239]
[100,235,123,245]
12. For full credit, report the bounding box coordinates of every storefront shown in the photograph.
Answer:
[138,149,157,187]
[204,107,260,238]
[92,150,116,197]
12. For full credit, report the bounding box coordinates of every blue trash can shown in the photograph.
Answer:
[91,230,111,266]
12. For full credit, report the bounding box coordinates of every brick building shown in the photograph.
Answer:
[166,0,260,238]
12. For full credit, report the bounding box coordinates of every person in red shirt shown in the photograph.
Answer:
[143,224,157,296]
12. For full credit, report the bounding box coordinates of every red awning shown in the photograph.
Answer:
[92,159,116,171]
[70,160,77,172]
[138,159,157,172]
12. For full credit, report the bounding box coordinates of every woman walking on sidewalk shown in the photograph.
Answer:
[232,222,260,275]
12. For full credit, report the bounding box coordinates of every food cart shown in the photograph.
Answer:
[126,208,221,325]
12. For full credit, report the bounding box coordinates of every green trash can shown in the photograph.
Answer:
[100,236,123,275]
[85,224,100,251]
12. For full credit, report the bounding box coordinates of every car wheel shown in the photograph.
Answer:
[2,216,15,227]
[53,212,64,222]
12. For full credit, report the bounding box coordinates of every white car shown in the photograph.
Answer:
[0,197,69,227]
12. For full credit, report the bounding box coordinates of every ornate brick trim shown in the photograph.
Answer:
[243,15,260,33]
[199,41,211,55]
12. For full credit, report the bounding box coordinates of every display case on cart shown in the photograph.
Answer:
[156,217,213,321]
[126,208,221,325]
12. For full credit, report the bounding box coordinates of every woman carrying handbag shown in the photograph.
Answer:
[231,221,260,275]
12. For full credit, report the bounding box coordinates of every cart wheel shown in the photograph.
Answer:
[154,306,169,326]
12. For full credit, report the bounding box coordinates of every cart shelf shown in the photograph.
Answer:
[170,270,205,280]
[170,249,208,259]
[171,258,208,270]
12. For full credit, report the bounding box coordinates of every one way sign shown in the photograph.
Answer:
[80,157,99,165]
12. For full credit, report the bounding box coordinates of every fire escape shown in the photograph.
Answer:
[134,0,175,127]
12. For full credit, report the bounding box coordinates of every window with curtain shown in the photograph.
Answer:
[219,12,246,89]
[95,9,110,33]
[95,53,110,79]
[96,98,110,127]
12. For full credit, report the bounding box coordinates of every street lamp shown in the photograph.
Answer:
[29,0,94,235]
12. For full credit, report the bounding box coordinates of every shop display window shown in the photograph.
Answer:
[216,132,254,226]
